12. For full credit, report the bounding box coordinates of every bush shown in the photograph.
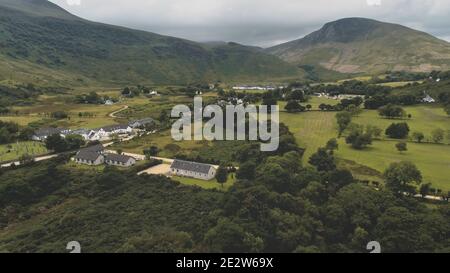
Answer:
[385,123,410,139]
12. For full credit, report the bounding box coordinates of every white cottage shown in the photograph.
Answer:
[104,153,136,167]
[74,150,104,166]
[170,160,217,180]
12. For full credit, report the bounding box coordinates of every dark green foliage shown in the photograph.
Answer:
[215,165,228,188]
[385,122,410,139]
[0,1,300,85]
[309,148,336,172]
[285,100,306,113]
[346,130,373,150]
[378,104,406,119]
[384,161,423,195]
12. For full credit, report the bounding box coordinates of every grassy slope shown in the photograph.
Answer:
[279,98,450,191]
[0,141,48,162]
[267,18,450,75]
[0,1,301,86]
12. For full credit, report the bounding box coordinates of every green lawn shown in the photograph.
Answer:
[336,140,450,191]
[171,173,236,191]
[279,103,450,191]
[0,141,48,163]
[0,116,43,126]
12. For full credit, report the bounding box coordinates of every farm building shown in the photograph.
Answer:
[82,144,105,154]
[32,128,67,141]
[129,118,156,129]
[74,150,104,166]
[104,153,136,167]
[422,94,436,103]
[170,160,217,180]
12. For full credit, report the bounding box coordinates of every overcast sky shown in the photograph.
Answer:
[50,0,450,47]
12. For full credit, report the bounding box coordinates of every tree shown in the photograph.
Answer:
[236,161,256,180]
[366,125,382,139]
[420,183,432,198]
[345,125,372,150]
[45,134,68,152]
[412,132,425,143]
[51,111,68,120]
[378,104,406,119]
[395,142,408,153]
[431,128,445,143]
[385,123,410,139]
[215,165,228,188]
[336,112,352,137]
[309,148,336,172]
[444,104,450,116]
[384,161,422,195]
[288,89,306,102]
[65,134,85,150]
[346,105,362,116]
[144,146,159,159]
[285,100,305,113]
[325,138,339,152]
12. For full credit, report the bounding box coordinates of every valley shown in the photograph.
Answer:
[0,0,449,254]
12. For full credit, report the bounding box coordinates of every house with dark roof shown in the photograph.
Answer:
[170,160,217,180]
[74,150,104,166]
[104,153,136,167]
[129,118,156,129]
[81,144,104,154]
[32,128,66,141]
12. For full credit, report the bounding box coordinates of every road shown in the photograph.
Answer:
[108,105,129,118]
[1,154,58,168]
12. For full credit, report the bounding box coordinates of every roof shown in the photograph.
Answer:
[33,127,64,137]
[170,160,214,174]
[75,150,103,161]
[80,144,104,153]
[104,153,135,163]
[101,124,130,132]
[129,118,155,127]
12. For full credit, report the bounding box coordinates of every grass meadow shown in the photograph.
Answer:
[0,141,48,162]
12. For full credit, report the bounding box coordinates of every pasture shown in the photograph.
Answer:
[172,173,236,191]
[0,141,48,163]
[279,102,450,191]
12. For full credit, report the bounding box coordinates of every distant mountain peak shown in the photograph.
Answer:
[0,0,76,19]
[266,17,450,75]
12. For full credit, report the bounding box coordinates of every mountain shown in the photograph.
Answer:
[0,0,301,86]
[266,18,450,75]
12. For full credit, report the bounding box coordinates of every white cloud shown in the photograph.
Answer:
[49,0,450,46]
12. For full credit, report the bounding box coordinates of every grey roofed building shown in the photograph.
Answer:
[80,144,104,154]
[105,153,134,163]
[32,127,65,140]
[101,124,130,132]
[171,160,214,175]
[129,118,156,128]
[74,150,103,163]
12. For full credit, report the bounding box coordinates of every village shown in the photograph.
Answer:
[27,116,221,182]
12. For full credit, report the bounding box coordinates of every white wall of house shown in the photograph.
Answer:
[75,156,104,166]
[105,158,136,167]
[170,167,216,180]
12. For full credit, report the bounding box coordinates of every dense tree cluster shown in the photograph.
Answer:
[45,134,85,153]
[0,125,448,253]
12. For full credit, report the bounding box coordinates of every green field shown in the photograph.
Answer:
[0,141,48,163]
[172,173,236,190]
[279,102,450,191]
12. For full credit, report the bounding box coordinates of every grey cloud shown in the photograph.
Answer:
[50,0,450,47]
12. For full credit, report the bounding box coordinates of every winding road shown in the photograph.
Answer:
[108,105,129,118]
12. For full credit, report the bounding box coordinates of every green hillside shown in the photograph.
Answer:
[267,18,450,76]
[0,0,301,86]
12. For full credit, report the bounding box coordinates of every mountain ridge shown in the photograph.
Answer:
[0,0,301,86]
[266,17,450,74]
